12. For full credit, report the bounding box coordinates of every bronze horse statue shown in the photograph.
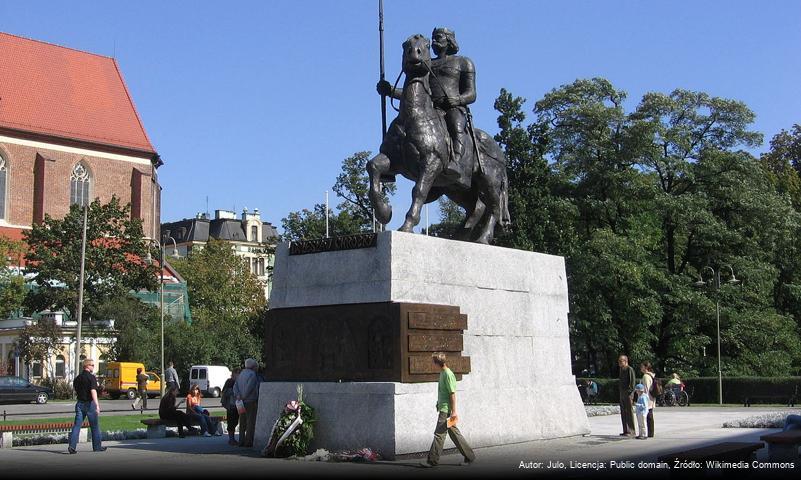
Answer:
[367,34,510,244]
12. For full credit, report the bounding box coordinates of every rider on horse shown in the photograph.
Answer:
[378,27,476,181]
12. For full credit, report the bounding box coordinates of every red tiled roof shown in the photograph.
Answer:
[0,32,156,154]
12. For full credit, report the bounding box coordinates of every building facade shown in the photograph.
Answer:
[0,262,187,381]
[0,31,162,248]
[0,32,166,380]
[162,208,278,299]
[0,312,114,381]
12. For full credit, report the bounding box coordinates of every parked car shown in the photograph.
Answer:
[103,362,162,400]
[0,376,52,404]
[189,365,231,398]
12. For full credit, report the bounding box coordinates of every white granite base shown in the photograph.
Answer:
[256,231,590,458]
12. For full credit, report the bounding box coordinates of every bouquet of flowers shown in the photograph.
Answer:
[263,384,316,458]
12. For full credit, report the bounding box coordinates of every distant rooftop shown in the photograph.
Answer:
[162,208,278,244]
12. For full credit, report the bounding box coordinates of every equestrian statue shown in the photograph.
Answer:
[369,29,510,244]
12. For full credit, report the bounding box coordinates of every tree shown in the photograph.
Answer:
[425,198,465,239]
[15,319,60,374]
[281,204,367,241]
[168,239,266,371]
[501,78,801,376]
[333,151,396,227]
[282,151,395,241]
[493,88,576,254]
[0,236,25,319]
[23,197,159,320]
[99,296,161,368]
[760,125,801,210]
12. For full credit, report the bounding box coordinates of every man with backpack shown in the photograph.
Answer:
[640,361,660,438]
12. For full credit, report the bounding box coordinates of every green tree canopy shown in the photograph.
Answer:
[168,239,266,371]
[0,236,25,319]
[281,151,394,241]
[495,79,801,377]
[23,197,159,320]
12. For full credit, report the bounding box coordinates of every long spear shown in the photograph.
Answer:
[379,0,387,138]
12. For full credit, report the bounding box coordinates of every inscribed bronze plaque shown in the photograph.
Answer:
[409,355,471,375]
[408,333,463,352]
[264,302,470,383]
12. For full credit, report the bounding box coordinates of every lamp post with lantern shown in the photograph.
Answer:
[694,265,741,405]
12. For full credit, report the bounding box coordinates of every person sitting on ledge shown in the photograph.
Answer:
[159,386,195,438]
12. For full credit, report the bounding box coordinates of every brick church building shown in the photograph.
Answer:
[0,32,168,379]
[0,31,162,251]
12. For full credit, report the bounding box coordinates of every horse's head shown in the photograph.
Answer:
[402,34,431,78]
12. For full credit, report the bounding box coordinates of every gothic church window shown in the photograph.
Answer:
[70,162,91,207]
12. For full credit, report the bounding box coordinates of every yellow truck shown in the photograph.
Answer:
[104,362,162,400]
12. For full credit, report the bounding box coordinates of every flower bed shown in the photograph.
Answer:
[585,405,620,417]
[722,411,797,429]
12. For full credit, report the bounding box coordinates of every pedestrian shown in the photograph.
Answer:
[131,367,148,411]
[617,355,636,437]
[640,361,657,437]
[186,384,219,437]
[234,358,261,447]
[419,352,475,468]
[165,361,180,392]
[634,383,649,440]
[67,358,106,453]
[159,386,195,438]
[585,379,599,404]
[221,368,241,446]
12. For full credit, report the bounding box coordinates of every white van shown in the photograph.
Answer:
[189,365,232,398]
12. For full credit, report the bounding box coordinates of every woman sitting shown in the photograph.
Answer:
[186,384,220,437]
[158,386,194,438]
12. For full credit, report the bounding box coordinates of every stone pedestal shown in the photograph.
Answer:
[254,231,589,458]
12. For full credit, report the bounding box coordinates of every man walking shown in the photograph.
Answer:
[132,367,148,411]
[234,358,260,447]
[618,355,637,437]
[68,358,106,453]
[165,361,180,392]
[420,353,475,468]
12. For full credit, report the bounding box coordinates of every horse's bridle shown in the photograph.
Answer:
[389,59,446,114]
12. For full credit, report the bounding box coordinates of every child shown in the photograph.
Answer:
[634,383,649,439]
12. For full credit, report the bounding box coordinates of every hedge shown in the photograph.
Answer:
[576,376,801,405]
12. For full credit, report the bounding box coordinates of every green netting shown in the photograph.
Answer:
[132,283,193,324]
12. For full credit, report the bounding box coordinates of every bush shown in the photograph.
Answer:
[577,376,801,404]
[577,378,621,404]
[34,378,73,400]
[683,376,800,405]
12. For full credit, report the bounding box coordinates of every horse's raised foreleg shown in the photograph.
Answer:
[367,153,393,225]
[399,159,439,233]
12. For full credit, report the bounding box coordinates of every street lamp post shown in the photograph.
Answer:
[74,205,88,384]
[151,236,178,397]
[695,265,741,406]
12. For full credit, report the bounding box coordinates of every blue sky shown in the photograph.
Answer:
[2,1,800,230]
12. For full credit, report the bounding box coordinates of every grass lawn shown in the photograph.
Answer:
[0,414,159,432]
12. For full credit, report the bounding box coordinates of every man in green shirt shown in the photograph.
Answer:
[420,352,476,467]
